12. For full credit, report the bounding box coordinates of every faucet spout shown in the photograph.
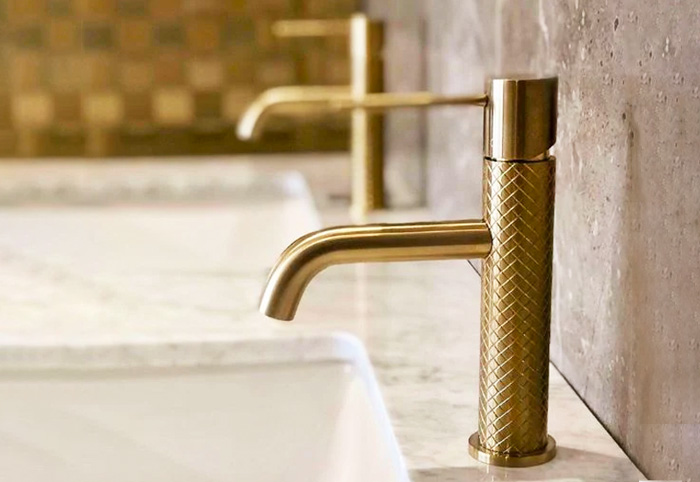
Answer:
[236,86,352,141]
[260,220,491,320]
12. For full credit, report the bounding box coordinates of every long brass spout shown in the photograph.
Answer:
[236,86,351,141]
[260,220,491,320]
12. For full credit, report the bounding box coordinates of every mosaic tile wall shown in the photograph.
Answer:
[0,0,358,157]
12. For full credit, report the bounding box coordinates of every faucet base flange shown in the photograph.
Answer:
[468,433,556,467]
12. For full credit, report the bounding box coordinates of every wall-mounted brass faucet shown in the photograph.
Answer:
[259,76,559,467]
[237,14,385,216]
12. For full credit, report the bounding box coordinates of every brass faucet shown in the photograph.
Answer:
[237,14,385,216]
[259,77,559,467]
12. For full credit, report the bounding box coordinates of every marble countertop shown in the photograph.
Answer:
[0,158,645,481]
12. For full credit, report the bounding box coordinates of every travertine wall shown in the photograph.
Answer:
[0,0,357,157]
[370,0,700,479]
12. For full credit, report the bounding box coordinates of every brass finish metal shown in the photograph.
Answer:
[475,156,556,464]
[485,77,558,161]
[236,86,351,141]
[258,76,559,467]
[238,14,386,215]
[272,19,350,38]
[260,220,491,321]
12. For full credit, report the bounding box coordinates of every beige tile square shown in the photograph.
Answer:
[12,92,54,128]
[256,57,295,86]
[82,91,124,127]
[186,58,223,91]
[153,87,193,125]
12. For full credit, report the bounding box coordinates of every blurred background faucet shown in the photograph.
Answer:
[259,77,560,468]
[237,14,385,217]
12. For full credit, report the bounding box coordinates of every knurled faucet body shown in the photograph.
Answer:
[259,76,559,467]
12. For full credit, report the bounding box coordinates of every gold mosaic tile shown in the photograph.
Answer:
[7,0,46,22]
[47,18,78,51]
[10,54,44,91]
[186,57,224,91]
[49,55,85,91]
[83,54,116,89]
[76,0,116,19]
[0,0,358,156]
[117,18,151,52]
[83,91,124,126]
[12,92,54,127]
[121,58,154,92]
[154,53,185,85]
[185,16,221,52]
[153,87,193,125]
[150,0,182,20]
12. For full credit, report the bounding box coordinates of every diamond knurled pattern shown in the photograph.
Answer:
[478,157,555,455]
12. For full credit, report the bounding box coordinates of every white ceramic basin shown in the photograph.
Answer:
[0,334,408,482]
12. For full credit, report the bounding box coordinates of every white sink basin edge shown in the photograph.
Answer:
[0,333,410,482]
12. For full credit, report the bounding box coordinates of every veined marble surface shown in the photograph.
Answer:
[0,158,645,481]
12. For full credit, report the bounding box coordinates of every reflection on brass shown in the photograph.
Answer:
[260,220,492,320]
[272,19,350,37]
[238,14,387,215]
[236,86,351,141]
[484,77,558,160]
[259,77,559,467]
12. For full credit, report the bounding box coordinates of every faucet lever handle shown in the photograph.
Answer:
[272,19,350,38]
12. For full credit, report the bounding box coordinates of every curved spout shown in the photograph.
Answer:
[260,220,491,320]
[236,86,351,141]
[237,88,489,141]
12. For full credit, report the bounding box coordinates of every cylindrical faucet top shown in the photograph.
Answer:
[484,77,558,161]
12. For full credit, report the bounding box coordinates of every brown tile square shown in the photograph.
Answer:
[223,18,255,46]
[118,19,152,52]
[186,17,221,52]
[10,54,44,91]
[0,94,13,129]
[194,92,221,119]
[84,55,116,89]
[48,19,79,51]
[117,0,147,15]
[151,0,182,20]
[123,92,152,121]
[225,0,247,13]
[222,86,256,121]
[154,54,184,85]
[47,0,73,16]
[182,0,224,14]
[49,56,86,91]
[226,52,255,84]
[53,92,82,122]
[13,25,44,49]
[76,0,116,18]
[154,23,184,47]
[7,0,45,21]
[82,24,113,50]
[120,59,154,92]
